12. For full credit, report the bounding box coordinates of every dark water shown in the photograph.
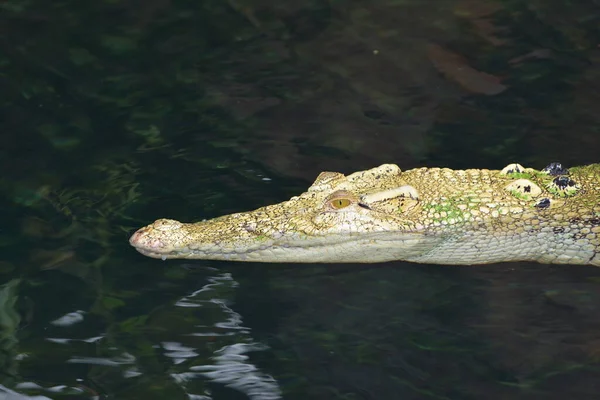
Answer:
[2,0,600,399]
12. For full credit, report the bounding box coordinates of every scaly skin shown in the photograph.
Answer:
[130,163,600,266]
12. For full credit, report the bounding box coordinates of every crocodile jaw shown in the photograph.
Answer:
[129,217,437,263]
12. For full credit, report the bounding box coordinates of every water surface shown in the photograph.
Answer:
[2,0,600,398]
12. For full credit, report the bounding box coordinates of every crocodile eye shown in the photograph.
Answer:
[330,198,352,209]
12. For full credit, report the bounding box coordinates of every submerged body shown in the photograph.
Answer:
[130,162,600,266]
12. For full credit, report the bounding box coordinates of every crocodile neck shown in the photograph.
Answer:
[129,162,600,266]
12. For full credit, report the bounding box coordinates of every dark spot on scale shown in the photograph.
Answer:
[534,198,551,209]
[524,185,531,193]
[553,176,576,189]
[570,217,600,226]
[553,227,565,234]
[375,175,381,179]
[542,162,569,176]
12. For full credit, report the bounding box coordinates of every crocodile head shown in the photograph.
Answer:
[129,164,442,263]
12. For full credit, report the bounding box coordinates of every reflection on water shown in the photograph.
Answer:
[2,0,600,398]
[169,272,282,400]
[186,343,281,400]
[6,268,282,399]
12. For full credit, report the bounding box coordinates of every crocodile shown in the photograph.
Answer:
[129,162,600,266]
